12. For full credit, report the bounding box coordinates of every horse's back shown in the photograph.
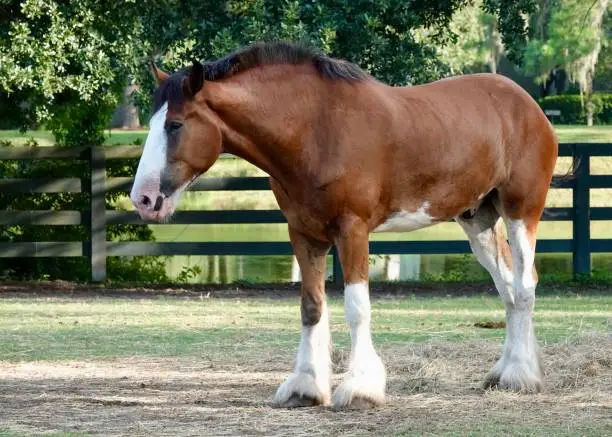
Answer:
[396,73,555,146]
[372,73,558,223]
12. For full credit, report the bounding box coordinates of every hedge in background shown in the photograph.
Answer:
[538,93,612,124]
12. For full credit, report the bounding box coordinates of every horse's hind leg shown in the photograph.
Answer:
[456,196,514,309]
[275,226,332,407]
[495,187,546,392]
[456,194,543,392]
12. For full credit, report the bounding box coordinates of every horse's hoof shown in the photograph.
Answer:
[484,362,543,393]
[483,371,501,389]
[332,395,380,411]
[274,372,330,408]
[331,376,386,410]
[279,393,323,408]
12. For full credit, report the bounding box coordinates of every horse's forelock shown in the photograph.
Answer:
[152,70,188,114]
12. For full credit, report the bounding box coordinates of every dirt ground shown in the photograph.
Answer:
[1,335,610,436]
[0,282,611,436]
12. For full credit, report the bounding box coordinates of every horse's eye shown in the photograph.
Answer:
[166,121,183,135]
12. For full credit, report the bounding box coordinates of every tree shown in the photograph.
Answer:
[414,0,504,75]
[111,83,141,129]
[1,0,538,133]
[0,0,147,139]
[524,0,610,125]
[0,0,163,281]
[594,10,612,91]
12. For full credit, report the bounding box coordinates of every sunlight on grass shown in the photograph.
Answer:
[0,294,609,363]
[1,124,610,146]
[0,129,147,147]
[554,125,612,143]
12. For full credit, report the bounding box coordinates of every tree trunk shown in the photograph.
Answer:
[121,84,140,129]
[487,19,503,74]
[585,68,594,127]
[110,83,141,129]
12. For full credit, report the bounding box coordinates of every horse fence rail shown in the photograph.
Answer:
[0,143,611,282]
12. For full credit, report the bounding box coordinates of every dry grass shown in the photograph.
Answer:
[0,290,609,436]
[0,334,610,436]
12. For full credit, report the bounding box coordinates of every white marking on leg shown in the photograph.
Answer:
[508,219,537,290]
[291,256,301,282]
[374,202,435,232]
[458,218,514,306]
[275,303,331,406]
[332,283,386,408]
[494,219,542,392]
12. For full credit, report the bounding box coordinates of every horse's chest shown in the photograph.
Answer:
[270,178,333,234]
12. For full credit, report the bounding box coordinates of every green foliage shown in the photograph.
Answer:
[419,254,490,282]
[415,0,502,75]
[0,0,144,125]
[524,0,608,86]
[46,98,114,147]
[175,265,202,284]
[0,1,171,281]
[482,0,536,63]
[594,14,612,91]
[538,93,612,124]
[142,0,458,85]
[2,0,538,127]
[107,256,168,283]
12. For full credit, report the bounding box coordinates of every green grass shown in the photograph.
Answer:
[0,292,609,436]
[554,124,612,142]
[0,124,609,147]
[0,129,147,147]
[0,293,609,363]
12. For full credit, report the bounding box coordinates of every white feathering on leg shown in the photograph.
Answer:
[332,283,386,408]
[275,303,331,406]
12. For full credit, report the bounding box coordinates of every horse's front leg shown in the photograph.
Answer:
[275,226,332,407]
[331,216,386,409]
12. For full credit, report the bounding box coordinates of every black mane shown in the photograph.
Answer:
[153,42,367,113]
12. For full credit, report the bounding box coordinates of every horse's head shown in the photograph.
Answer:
[130,61,222,221]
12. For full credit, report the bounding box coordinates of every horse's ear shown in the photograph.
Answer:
[183,60,204,98]
[149,59,169,85]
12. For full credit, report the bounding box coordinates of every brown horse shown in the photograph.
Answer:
[130,42,558,409]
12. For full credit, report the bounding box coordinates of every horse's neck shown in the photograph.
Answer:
[207,74,314,183]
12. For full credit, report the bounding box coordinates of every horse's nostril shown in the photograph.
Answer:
[141,195,151,207]
[153,195,164,212]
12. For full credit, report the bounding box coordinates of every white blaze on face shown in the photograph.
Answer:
[130,102,168,205]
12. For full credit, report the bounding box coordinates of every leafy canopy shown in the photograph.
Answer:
[0,0,536,140]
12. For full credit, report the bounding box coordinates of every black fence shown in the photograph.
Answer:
[0,143,610,282]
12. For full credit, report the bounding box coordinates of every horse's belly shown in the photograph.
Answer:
[373,201,438,233]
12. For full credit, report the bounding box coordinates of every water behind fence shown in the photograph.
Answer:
[0,143,611,282]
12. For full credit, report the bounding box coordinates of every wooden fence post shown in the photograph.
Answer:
[88,146,106,281]
[572,144,590,277]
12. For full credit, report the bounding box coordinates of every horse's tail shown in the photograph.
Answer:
[541,158,580,220]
